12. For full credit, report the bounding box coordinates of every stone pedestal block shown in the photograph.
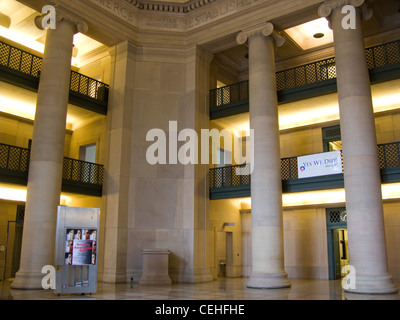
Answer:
[139,249,172,286]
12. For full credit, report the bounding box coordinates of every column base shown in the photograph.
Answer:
[344,274,398,295]
[102,270,129,284]
[10,271,44,290]
[247,272,291,289]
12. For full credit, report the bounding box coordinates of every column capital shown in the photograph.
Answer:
[318,0,373,22]
[35,5,88,34]
[236,22,285,47]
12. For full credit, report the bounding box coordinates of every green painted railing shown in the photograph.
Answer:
[0,40,109,103]
[0,142,104,186]
[210,40,400,109]
[210,141,400,189]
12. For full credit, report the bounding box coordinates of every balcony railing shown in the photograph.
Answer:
[209,163,251,188]
[0,142,104,189]
[209,40,400,109]
[0,40,109,104]
[0,143,30,173]
[62,157,104,185]
[209,141,400,190]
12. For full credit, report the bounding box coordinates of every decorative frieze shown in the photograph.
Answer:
[187,0,259,29]
[90,0,138,24]
[88,0,286,33]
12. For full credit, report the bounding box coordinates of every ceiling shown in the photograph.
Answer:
[1,0,399,74]
[213,0,400,79]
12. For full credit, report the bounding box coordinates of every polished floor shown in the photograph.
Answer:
[1,277,399,300]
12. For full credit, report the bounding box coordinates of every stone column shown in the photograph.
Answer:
[319,0,397,294]
[236,23,290,289]
[11,7,88,289]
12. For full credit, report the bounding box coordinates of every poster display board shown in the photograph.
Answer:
[65,229,97,266]
[54,206,100,295]
[297,150,342,179]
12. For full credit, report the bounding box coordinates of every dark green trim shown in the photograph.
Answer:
[0,65,39,92]
[210,100,249,120]
[282,173,344,193]
[370,62,400,84]
[209,173,345,199]
[68,91,108,115]
[277,78,337,104]
[0,168,28,186]
[381,167,400,183]
[210,184,250,199]
[209,168,400,200]
[61,180,103,197]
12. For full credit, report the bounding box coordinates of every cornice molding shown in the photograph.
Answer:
[236,22,285,47]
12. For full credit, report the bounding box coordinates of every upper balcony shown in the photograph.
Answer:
[209,141,400,200]
[0,142,104,197]
[0,40,109,115]
[210,40,400,120]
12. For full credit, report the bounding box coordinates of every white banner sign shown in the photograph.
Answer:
[297,151,342,179]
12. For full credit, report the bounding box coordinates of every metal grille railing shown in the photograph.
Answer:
[0,143,30,173]
[210,40,400,109]
[210,142,400,189]
[209,81,249,107]
[0,42,42,78]
[0,40,109,103]
[70,71,109,101]
[62,157,104,185]
[209,163,251,188]
[378,142,400,169]
[280,156,299,180]
[366,41,400,69]
[0,142,104,186]
[276,57,337,91]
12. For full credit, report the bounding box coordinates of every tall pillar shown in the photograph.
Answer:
[236,23,290,289]
[319,0,397,294]
[102,41,136,283]
[11,7,88,289]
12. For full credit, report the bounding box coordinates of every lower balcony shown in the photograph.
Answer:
[0,142,103,197]
[209,141,400,200]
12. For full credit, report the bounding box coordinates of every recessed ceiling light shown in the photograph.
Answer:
[285,18,333,50]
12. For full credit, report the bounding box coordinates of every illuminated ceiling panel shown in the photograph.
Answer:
[285,18,334,50]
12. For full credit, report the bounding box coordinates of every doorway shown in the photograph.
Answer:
[326,208,349,280]
[79,143,96,163]
[3,206,25,281]
[215,230,234,278]
[332,228,349,279]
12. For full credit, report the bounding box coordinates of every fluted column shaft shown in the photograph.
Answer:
[11,7,88,289]
[237,23,290,289]
[319,0,397,294]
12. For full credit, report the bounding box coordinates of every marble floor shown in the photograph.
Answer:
[1,277,399,301]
